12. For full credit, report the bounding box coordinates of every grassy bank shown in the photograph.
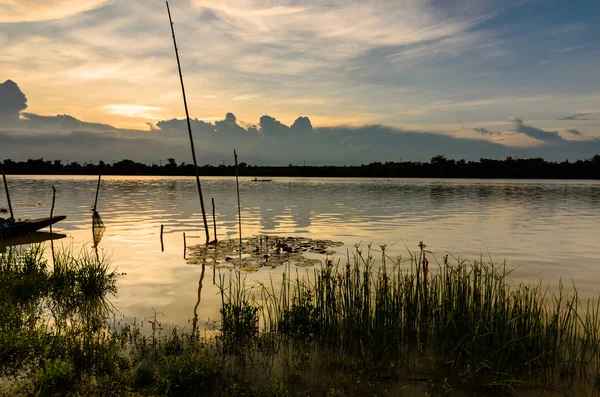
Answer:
[221,243,600,395]
[2,244,600,396]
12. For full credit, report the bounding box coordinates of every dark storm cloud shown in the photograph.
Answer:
[0,80,27,123]
[259,115,290,135]
[509,116,564,142]
[215,113,247,135]
[291,116,312,133]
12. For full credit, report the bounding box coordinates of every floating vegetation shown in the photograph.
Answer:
[186,235,343,270]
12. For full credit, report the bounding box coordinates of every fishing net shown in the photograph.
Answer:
[92,210,104,229]
[92,210,105,247]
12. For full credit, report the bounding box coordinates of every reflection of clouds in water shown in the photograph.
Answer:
[3,177,600,235]
[3,176,600,323]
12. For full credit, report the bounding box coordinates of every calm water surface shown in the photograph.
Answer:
[1,176,599,329]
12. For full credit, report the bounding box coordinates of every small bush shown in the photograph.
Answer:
[155,349,223,396]
[34,358,76,396]
[221,303,259,340]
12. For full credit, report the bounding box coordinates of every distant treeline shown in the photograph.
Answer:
[2,155,600,179]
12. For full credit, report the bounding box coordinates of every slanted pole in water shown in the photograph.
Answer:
[166,1,210,244]
[1,172,14,220]
[234,150,242,250]
[50,186,56,269]
[92,173,105,233]
[93,174,101,212]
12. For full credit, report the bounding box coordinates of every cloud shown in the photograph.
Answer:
[2,81,600,165]
[0,0,109,23]
[215,113,248,135]
[557,113,599,121]
[3,111,600,164]
[566,129,583,136]
[190,0,494,77]
[473,127,501,135]
[233,94,261,101]
[0,128,188,163]
[509,116,564,142]
[0,80,27,123]
[291,117,312,133]
[18,113,115,132]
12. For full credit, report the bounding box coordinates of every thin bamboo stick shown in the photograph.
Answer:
[1,172,14,220]
[50,186,56,269]
[211,198,217,242]
[234,150,242,251]
[93,174,101,211]
[166,1,210,244]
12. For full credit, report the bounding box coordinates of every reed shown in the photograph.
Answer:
[222,245,600,389]
[6,244,600,395]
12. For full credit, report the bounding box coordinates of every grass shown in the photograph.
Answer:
[3,243,600,396]
[223,243,600,393]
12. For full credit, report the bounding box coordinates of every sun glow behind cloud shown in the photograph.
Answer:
[101,104,164,119]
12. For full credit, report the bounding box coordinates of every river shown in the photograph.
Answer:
[2,176,599,329]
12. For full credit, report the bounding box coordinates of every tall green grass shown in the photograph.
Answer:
[223,244,600,389]
[0,245,119,381]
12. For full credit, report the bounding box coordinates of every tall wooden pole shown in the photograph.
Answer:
[50,186,56,269]
[1,172,14,220]
[211,198,217,242]
[166,1,210,244]
[234,150,242,250]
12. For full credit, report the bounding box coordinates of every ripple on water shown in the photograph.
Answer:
[2,176,600,326]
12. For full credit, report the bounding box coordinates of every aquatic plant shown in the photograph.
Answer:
[0,245,118,378]
[5,243,600,396]
[223,244,600,391]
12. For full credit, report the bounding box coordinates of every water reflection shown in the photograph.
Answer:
[191,262,205,337]
[1,176,600,326]
[0,231,67,253]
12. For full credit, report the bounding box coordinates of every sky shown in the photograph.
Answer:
[1,0,600,164]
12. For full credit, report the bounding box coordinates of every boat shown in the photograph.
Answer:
[0,216,67,239]
[252,177,272,182]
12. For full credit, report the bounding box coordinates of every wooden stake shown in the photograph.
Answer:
[166,1,210,244]
[211,198,217,242]
[160,224,164,252]
[234,150,242,251]
[1,172,14,220]
[50,186,56,269]
[183,232,186,259]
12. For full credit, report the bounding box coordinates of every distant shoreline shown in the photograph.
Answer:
[2,155,600,179]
